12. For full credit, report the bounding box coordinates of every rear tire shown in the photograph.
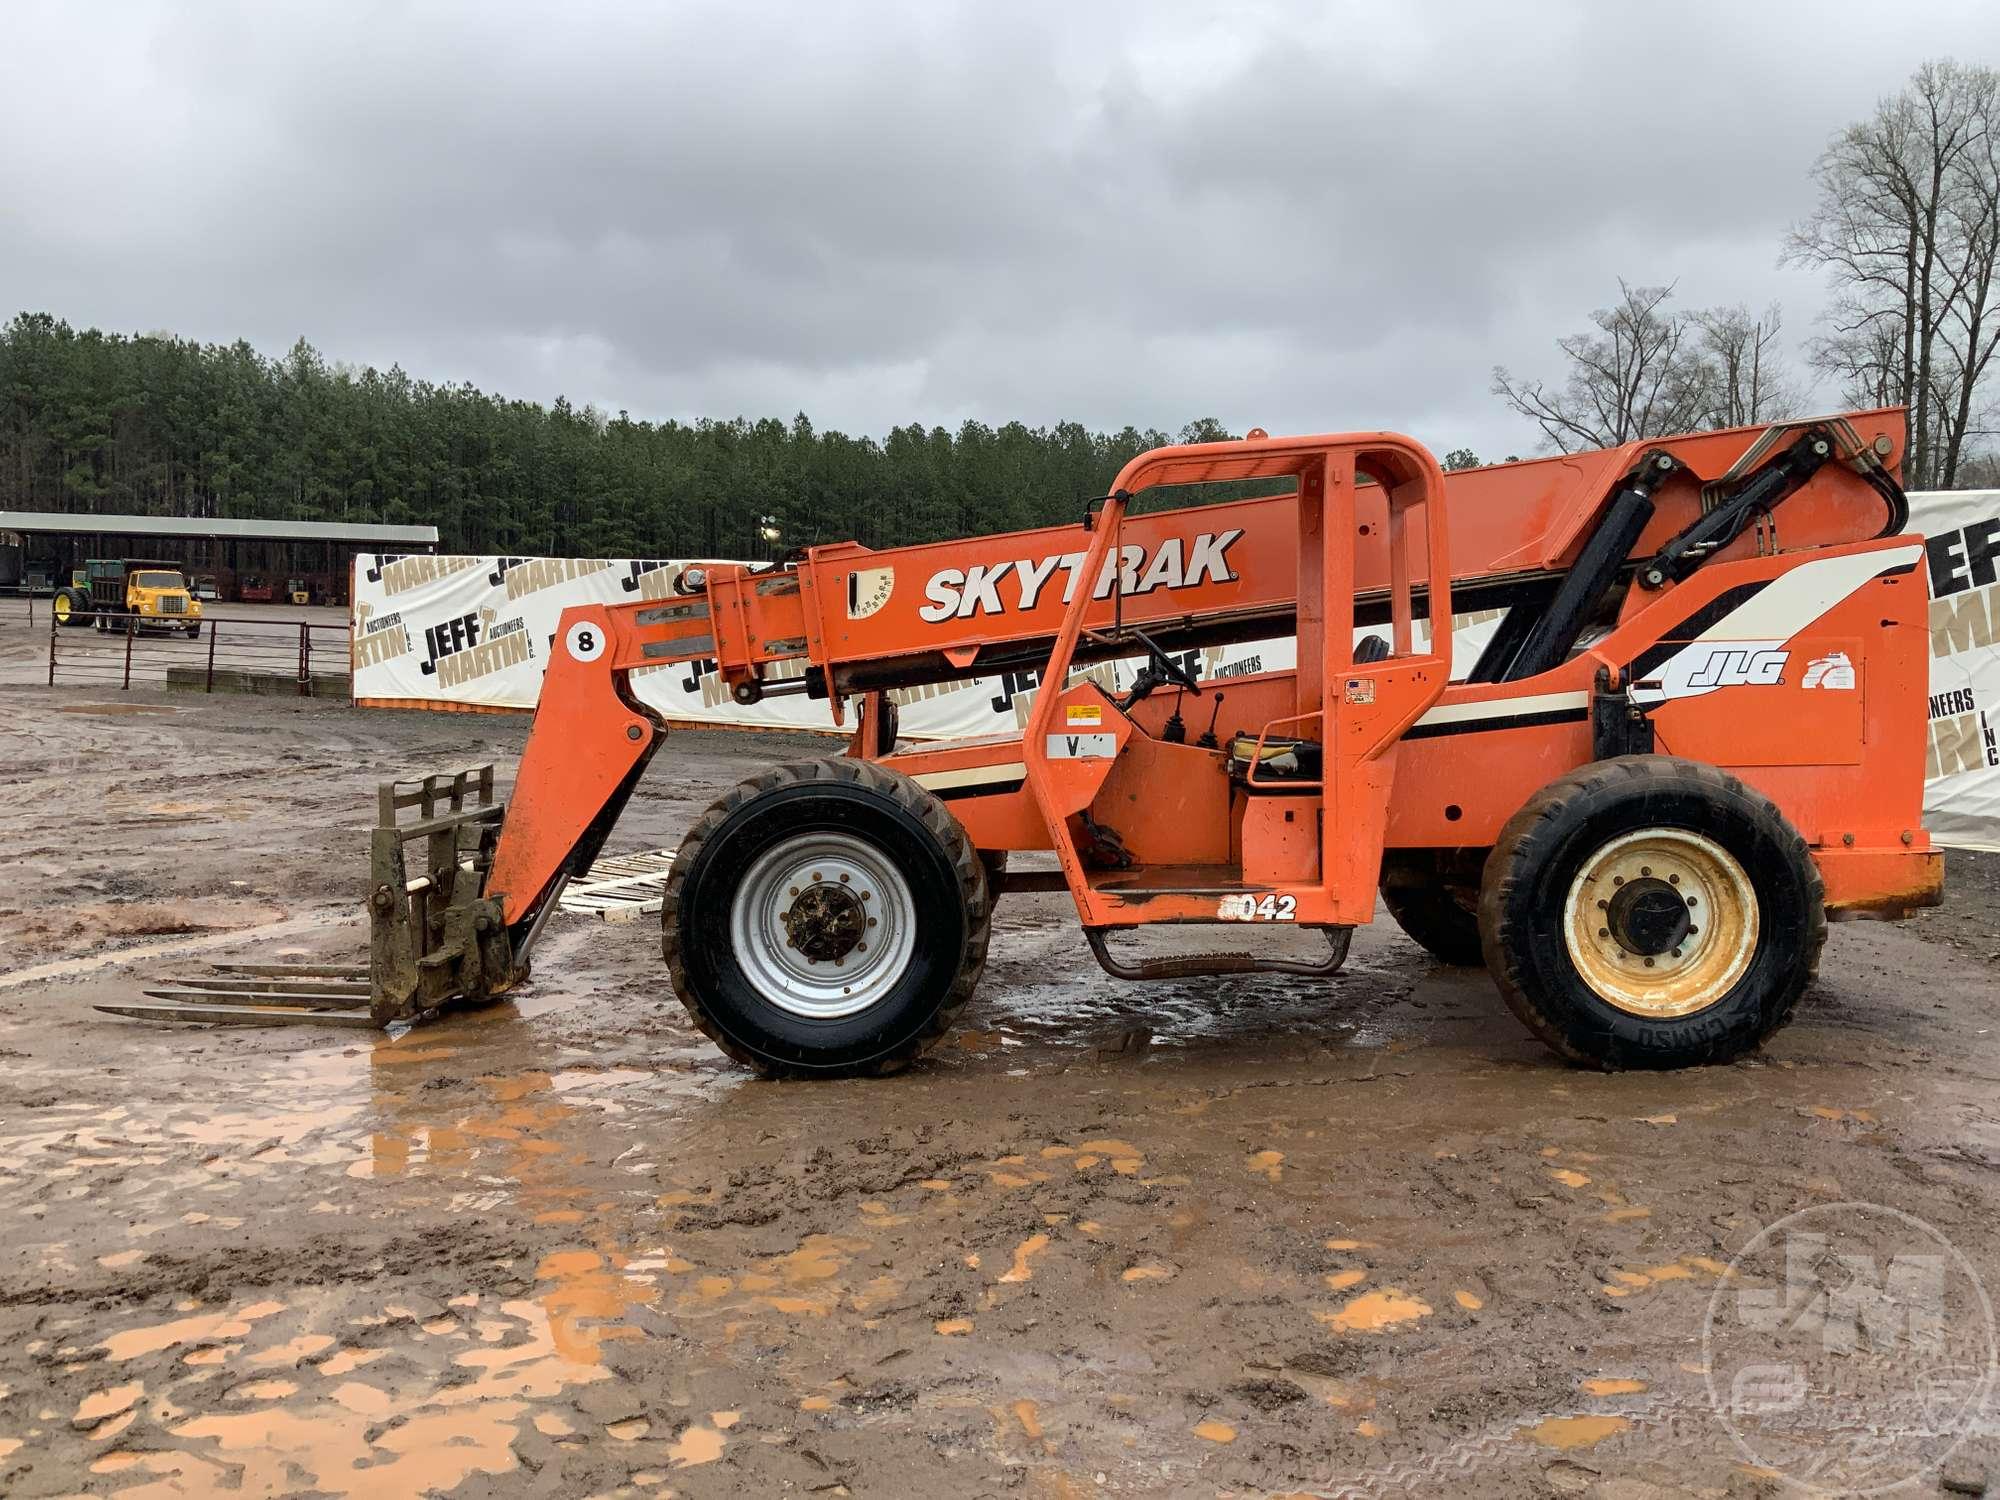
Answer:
[663,757,991,1078]
[1479,756,1823,1070]
[1380,852,1485,966]
[52,589,83,627]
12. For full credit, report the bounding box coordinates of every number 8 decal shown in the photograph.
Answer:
[565,621,606,662]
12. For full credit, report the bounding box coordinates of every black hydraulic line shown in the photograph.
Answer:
[1637,430,1832,591]
[1492,451,1677,682]
[1860,463,1910,538]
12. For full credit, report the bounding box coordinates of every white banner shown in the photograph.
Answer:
[348,553,1128,740]
[351,490,2000,851]
[1919,490,2000,853]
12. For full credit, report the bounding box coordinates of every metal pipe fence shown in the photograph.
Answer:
[45,606,351,695]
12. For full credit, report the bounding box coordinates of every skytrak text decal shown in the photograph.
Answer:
[918,529,1244,624]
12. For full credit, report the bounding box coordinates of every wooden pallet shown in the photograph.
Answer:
[557,847,679,922]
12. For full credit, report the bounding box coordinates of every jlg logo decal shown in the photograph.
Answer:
[1633,641,1788,704]
[919,530,1243,623]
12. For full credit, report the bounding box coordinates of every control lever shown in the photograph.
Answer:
[1196,692,1226,750]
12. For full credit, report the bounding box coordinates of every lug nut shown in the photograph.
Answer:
[1668,874,1680,885]
[840,872,850,883]
[1644,957,1656,968]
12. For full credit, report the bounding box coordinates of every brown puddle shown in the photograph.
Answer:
[1524,1413,1631,1450]
[73,1380,143,1424]
[1245,1149,1285,1183]
[1317,1288,1433,1333]
[101,1299,287,1360]
[533,1249,654,1363]
[668,1419,728,1466]
[997,1232,1051,1284]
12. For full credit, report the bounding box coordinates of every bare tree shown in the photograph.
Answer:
[1693,303,1797,428]
[1491,282,1719,452]
[1787,59,2000,489]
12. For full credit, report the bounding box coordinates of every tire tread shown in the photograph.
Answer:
[661,756,991,1078]
[1478,755,1825,1069]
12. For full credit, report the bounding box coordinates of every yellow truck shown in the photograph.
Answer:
[51,559,203,636]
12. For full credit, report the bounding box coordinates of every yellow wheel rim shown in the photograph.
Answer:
[1562,828,1758,1019]
[53,594,70,623]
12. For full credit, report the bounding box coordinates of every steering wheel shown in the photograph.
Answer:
[1130,629,1201,695]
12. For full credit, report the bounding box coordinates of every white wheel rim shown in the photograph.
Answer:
[729,831,917,1020]
[1562,828,1759,1019]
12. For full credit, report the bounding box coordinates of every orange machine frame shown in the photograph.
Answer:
[481,413,1940,942]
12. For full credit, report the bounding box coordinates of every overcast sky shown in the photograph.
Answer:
[5,1,1999,463]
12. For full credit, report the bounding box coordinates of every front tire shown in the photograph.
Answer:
[663,757,991,1078]
[1479,756,1823,1070]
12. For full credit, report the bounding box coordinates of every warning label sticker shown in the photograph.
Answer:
[1066,703,1104,726]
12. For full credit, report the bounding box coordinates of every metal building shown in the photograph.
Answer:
[0,512,439,604]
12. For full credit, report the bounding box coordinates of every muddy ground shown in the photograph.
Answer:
[3,640,2000,1497]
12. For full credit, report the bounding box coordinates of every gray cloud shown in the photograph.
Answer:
[5,0,1998,464]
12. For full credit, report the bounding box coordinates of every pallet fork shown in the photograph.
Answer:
[107,768,523,1028]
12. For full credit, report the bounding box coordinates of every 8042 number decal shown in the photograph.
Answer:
[1217,893,1297,922]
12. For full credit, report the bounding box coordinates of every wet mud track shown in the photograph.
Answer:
[3,680,2000,1497]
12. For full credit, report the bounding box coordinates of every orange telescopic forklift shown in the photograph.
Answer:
[117,411,1942,1074]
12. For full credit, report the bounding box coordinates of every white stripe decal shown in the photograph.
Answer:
[1416,691,1589,728]
[912,761,1028,792]
[1631,545,1921,705]
[1681,545,1921,646]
